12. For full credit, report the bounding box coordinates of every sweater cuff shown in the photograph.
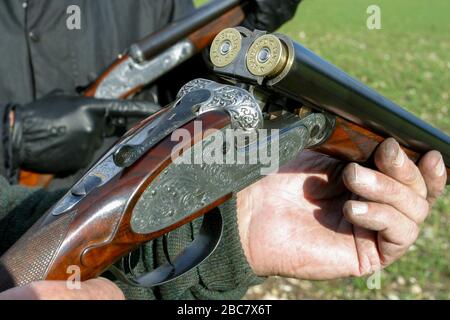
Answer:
[196,196,265,295]
[119,195,265,300]
[149,196,265,300]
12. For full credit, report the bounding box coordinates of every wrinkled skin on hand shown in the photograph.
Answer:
[0,278,124,300]
[237,138,447,279]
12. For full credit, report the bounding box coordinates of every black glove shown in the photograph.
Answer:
[8,94,161,174]
[243,0,302,32]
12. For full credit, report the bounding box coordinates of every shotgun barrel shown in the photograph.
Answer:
[210,29,450,174]
[130,0,246,62]
[264,37,450,167]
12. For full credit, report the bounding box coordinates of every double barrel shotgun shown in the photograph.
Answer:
[1,17,449,291]
[19,0,249,187]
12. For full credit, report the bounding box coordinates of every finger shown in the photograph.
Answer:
[418,151,447,205]
[374,138,427,199]
[343,200,420,265]
[0,278,124,300]
[343,200,419,243]
[343,163,430,224]
[107,100,162,118]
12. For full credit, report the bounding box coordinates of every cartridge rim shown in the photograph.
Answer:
[210,28,242,68]
[246,34,288,78]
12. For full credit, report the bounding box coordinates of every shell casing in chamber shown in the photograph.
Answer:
[209,28,243,68]
[246,34,289,78]
[210,28,293,82]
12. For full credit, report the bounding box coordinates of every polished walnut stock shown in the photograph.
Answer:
[0,111,231,292]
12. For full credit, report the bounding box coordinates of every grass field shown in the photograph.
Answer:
[196,0,450,299]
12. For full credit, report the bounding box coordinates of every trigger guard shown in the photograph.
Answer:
[109,209,223,287]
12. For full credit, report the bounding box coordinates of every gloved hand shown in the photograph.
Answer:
[243,0,302,32]
[8,94,161,174]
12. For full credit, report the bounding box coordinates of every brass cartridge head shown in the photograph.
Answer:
[210,28,243,68]
[246,34,289,78]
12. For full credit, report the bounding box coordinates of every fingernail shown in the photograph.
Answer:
[350,202,369,215]
[435,156,445,177]
[392,145,405,168]
[352,164,377,187]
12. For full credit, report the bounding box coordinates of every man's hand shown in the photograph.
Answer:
[10,94,161,174]
[0,278,124,300]
[243,0,302,32]
[237,138,447,279]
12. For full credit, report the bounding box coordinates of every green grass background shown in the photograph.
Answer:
[195,0,450,299]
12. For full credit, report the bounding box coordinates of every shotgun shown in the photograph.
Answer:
[19,0,248,187]
[1,28,448,291]
[209,28,450,179]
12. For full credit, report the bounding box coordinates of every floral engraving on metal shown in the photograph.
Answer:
[52,79,261,216]
[178,78,263,131]
[131,113,329,234]
[95,41,195,99]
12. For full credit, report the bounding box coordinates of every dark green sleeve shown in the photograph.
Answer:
[118,196,265,300]
[0,176,66,255]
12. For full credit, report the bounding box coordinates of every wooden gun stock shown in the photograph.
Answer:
[1,111,231,291]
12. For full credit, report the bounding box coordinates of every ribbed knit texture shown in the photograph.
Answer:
[0,177,66,254]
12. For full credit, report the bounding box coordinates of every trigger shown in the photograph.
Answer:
[109,208,223,287]
[162,233,174,267]
[120,247,142,278]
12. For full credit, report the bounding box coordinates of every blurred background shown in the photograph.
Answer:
[195,0,450,299]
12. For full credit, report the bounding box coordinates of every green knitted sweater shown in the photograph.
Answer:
[0,177,263,299]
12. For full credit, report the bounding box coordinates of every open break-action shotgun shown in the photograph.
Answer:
[1,27,449,291]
